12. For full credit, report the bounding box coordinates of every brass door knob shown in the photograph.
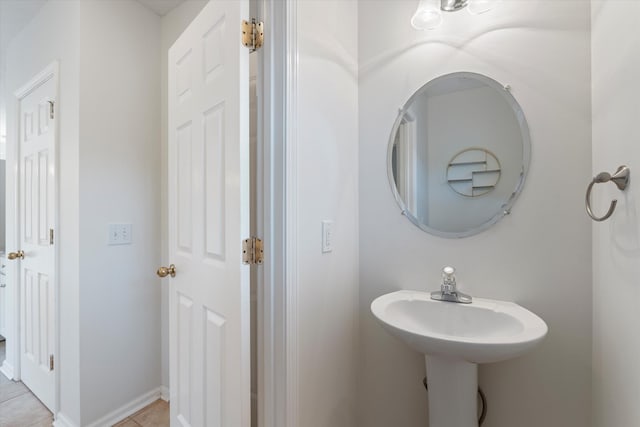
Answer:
[8,250,25,260]
[157,264,176,278]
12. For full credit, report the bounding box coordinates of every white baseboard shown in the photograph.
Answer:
[160,385,170,402]
[85,387,163,427]
[0,360,14,380]
[53,412,77,427]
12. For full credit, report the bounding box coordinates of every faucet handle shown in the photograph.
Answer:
[432,266,472,304]
[441,266,456,293]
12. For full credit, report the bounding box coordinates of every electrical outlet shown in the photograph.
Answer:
[322,220,333,253]
[108,223,133,245]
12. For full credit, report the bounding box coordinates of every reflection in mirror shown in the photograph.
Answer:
[388,72,530,238]
[447,148,501,197]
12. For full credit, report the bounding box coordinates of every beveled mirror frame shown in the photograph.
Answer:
[387,72,532,238]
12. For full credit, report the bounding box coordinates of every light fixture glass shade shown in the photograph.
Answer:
[411,0,443,30]
[467,0,499,15]
[441,0,469,12]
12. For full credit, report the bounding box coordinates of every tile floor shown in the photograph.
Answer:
[113,400,169,427]
[0,340,53,426]
[0,341,168,427]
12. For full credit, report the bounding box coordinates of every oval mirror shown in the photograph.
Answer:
[388,72,531,238]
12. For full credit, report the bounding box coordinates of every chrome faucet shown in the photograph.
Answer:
[430,266,472,304]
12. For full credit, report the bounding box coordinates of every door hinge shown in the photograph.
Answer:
[50,229,54,245]
[241,19,264,52]
[242,237,263,265]
[49,355,54,371]
[48,101,55,119]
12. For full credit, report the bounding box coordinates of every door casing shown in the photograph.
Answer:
[254,1,299,426]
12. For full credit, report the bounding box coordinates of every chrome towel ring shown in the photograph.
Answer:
[585,165,630,222]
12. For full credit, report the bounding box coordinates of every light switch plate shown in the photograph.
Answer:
[108,223,133,245]
[322,220,333,253]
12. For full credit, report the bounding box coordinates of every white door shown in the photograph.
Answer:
[15,74,57,412]
[0,257,6,338]
[167,1,250,426]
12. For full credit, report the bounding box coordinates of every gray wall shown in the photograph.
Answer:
[592,1,640,426]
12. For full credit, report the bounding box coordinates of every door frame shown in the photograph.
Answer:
[3,61,60,416]
[255,1,299,426]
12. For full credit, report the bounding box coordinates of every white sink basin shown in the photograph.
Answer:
[371,290,548,363]
[371,290,548,427]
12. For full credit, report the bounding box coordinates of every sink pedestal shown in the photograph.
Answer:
[425,355,477,427]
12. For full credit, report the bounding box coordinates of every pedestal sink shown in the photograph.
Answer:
[371,290,547,427]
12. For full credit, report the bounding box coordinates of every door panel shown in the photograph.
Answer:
[168,1,250,426]
[203,103,226,260]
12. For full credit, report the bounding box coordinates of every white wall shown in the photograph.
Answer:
[0,160,6,251]
[0,0,48,161]
[159,0,208,394]
[6,0,163,424]
[591,2,640,426]
[295,1,360,426]
[77,0,161,423]
[5,1,82,422]
[358,1,592,426]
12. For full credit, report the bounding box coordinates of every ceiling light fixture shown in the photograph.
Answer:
[411,0,499,30]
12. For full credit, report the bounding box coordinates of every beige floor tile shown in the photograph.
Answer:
[131,399,169,427]
[26,416,54,427]
[0,379,30,403]
[0,357,162,427]
[112,418,141,427]
[0,392,53,427]
[0,371,13,386]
